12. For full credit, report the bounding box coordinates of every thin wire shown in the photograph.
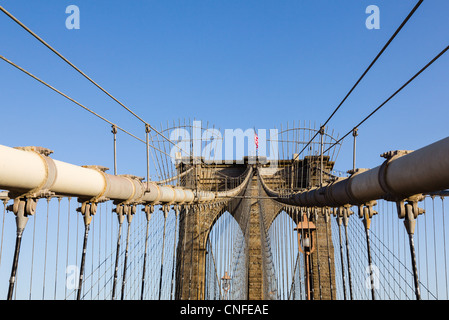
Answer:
[298,0,423,156]
[432,196,439,299]
[0,200,6,269]
[324,44,449,154]
[42,197,50,299]
[29,203,37,300]
[54,197,62,299]
[442,197,449,299]
[65,197,71,300]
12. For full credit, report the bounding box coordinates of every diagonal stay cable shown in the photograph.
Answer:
[0,5,186,154]
[323,44,449,154]
[0,54,173,158]
[298,0,424,156]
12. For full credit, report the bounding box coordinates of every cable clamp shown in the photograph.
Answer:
[357,200,378,230]
[395,194,425,235]
[12,146,57,200]
[378,150,413,201]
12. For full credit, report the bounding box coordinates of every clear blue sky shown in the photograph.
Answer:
[1,0,448,176]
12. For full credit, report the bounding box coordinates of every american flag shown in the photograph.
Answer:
[254,131,259,149]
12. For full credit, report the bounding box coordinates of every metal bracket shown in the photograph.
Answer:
[161,204,171,218]
[396,194,425,235]
[357,200,378,230]
[335,205,353,227]
[113,203,137,224]
[322,207,331,223]
[76,200,98,226]
[142,204,154,221]
[345,168,369,203]
[6,197,38,233]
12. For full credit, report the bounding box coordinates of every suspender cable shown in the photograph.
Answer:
[313,209,323,300]
[8,226,23,300]
[352,129,358,173]
[29,201,37,300]
[343,210,354,300]
[112,125,118,175]
[42,197,50,299]
[323,209,334,300]
[0,199,6,269]
[170,208,179,299]
[76,202,96,300]
[54,197,62,299]
[146,125,151,187]
[120,209,134,300]
[158,206,169,300]
[111,208,125,300]
[363,215,376,300]
[442,197,449,299]
[76,223,89,300]
[7,198,36,300]
[336,213,347,300]
[140,205,153,300]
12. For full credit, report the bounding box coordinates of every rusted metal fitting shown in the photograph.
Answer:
[113,203,137,224]
[357,200,377,230]
[334,205,353,227]
[76,200,98,226]
[142,204,154,221]
[6,197,38,233]
[161,204,171,218]
[396,194,425,235]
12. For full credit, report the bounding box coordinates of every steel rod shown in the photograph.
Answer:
[120,219,132,300]
[111,221,123,300]
[140,219,150,300]
[76,224,90,300]
[7,229,23,300]
[408,234,421,300]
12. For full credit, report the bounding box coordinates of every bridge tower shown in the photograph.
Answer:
[174,155,337,300]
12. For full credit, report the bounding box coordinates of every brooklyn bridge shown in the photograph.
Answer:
[1,1,449,301]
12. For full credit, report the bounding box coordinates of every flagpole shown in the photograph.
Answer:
[254,126,258,164]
